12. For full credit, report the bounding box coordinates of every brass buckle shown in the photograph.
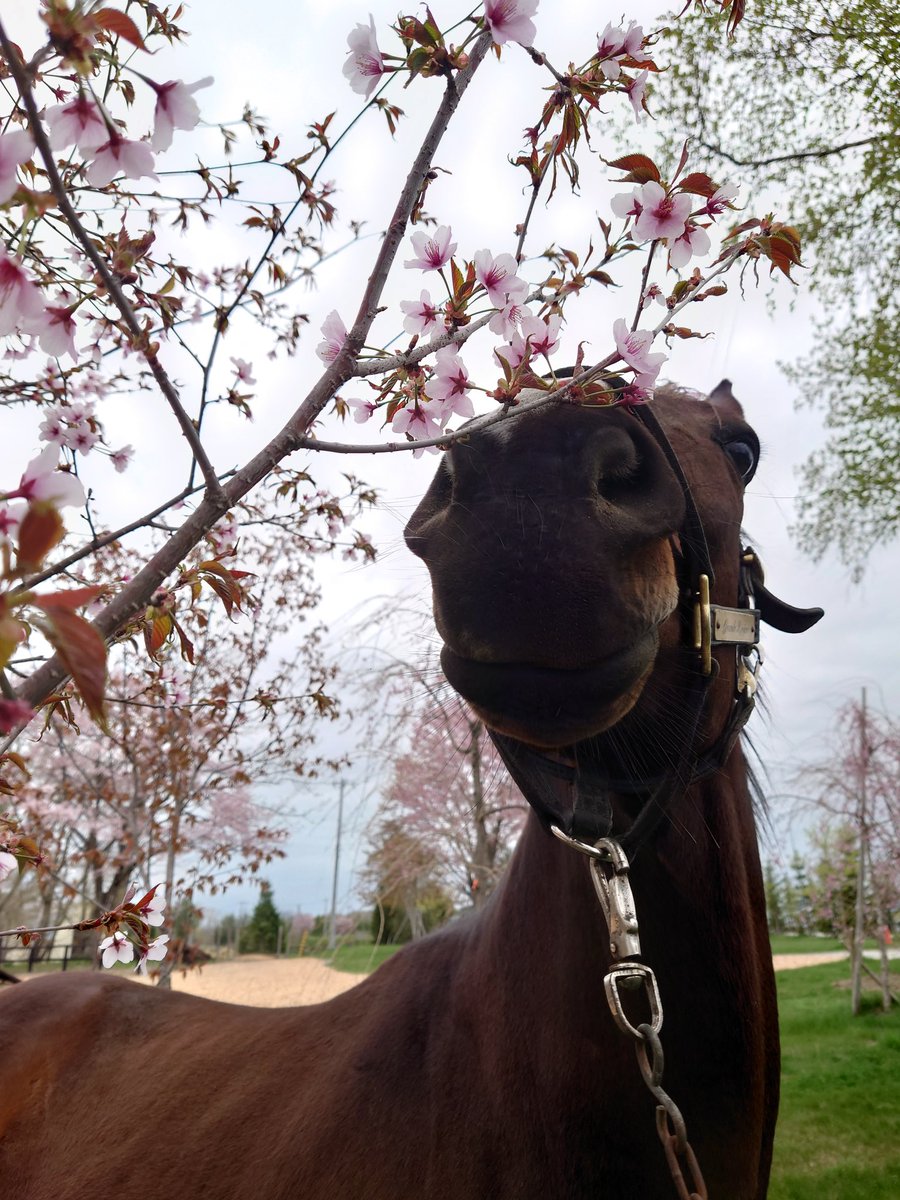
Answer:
[693,573,761,678]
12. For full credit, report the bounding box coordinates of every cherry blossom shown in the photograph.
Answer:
[0,251,45,337]
[136,933,170,973]
[400,290,441,336]
[67,423,98,455]
[0,697,33,734]
[24,300,78,360]
[109,445,134,473]
[391,400,443,449]
[596,22,644,80]
[136,887,167,927]
[612,318,666,389]
[45,95,107,152]
[345,397,377,423]
[488,294,529,337]
[669,222,712,270]
[473,249,528,308]
[425,347,475,419]
[631,182,692,244]
[483,0,539,47]
[15,445,86,509]
[150,77,213,152]
[85,134,158,187]
[315,310,348,363]
[0,130,34,205]
[0,850,17,883]
[404,225,456,272]
[494,333,528,369]
[520,312,561,357]
[209,515,239,555]
[625,69,649,123]
[99,931,134,969]
[230,357,256,385]
[38,407,67,447]
[704,182,740,217]
[641,284,666,309]
[343,15,387,99]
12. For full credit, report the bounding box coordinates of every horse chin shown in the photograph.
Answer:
[440,631,658,749]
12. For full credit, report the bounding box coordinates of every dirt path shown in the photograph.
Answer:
[151,950,850,1008]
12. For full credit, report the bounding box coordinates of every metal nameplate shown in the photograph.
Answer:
[710,606,760,647]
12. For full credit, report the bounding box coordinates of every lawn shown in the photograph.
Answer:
[770,959,900,1199]
[316,941,402,974]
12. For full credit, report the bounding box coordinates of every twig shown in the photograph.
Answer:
[0,19,227,506]
[698,134,877,169]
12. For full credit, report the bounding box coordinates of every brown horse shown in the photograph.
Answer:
[0,383,820,1198]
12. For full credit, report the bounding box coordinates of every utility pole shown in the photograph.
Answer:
[327,778,345,952]
[851,687,868,1016]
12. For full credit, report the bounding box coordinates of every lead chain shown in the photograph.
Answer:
[551,829,709,1200]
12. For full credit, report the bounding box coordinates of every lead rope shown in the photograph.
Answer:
[551,829,709,1200]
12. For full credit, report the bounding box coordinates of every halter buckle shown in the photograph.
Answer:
[692,573,761,677]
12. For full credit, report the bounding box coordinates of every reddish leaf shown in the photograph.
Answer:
[30,585,106,613]
[678,172,717,198]
[144,612,173,657]
[39,608,107,724]
[93,8,145,48]
[605,154,660,185]
[16,504,64,570]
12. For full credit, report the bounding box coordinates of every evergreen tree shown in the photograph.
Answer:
[239,883,282,954]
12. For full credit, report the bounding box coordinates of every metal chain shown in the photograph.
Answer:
[550,828,709,1200]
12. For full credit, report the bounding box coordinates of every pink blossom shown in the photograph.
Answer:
[345,397,377,424]
[136,887,166,928]
[494,333,528,370]
[404,225,456,272]
[625,69,649,123]
[16,445,86,509]
[0,130,34,205]
[110,445,134,473]
[0,850,17,883]
[425,347,475,419]
[24,301,78,359]
[209,515,239,555]
[704,182,739,217]
[473,249,528,308]
[668,222,712,270]
[136,933,170,974]
[0,250,45,337]
[65,423,98,455]
[99,931,134,969]
[150,77,213,152]
[45,95,107,152]
[230,357,256,385]
[520,312,561,357]
[85,134,158,187]
[641,284,666,309]
[612,318,666,389]
[391,401,443,449]
[632,182,692,244]
[0,699,33,735]
[400,290,441,336]
[343,15,386,99]
[488,294,529,337]
[596,22,643,80]
[610,185,644,222]
[483,0,538,47]
[38,407,68,447]
[315,310,348,363]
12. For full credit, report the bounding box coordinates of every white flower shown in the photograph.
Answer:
[230,357,256,385]
[86,135,158,187]
[151,78,213,152]
[483,0,539,47]
[399,290,441,336]
[612,318,666,390]
[0,130,34,205]
[135,933,170,974]
[668,223,712,270]
[404,225,456,272]
[99,931,134,969]
[0,850,17,884]
[17,445,86,508]
[343,15,386,99]
[110,445,134,473]
[0,250,45,338]
[473,249,528,309]
[315,310,348,364]
[45,96,107,153]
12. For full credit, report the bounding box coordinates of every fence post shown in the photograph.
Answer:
[62,945,70,972]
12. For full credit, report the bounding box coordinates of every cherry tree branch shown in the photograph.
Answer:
[0,19,227,506]
[698,134,878,168]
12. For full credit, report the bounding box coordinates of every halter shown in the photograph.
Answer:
[488,398,824,855]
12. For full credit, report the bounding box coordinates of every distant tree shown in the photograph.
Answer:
[239,883,282,955]
[763,862,786,934]
[656,0,900,572]
[364,820,452,944]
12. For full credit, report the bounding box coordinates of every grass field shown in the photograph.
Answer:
[770,959,900,1199]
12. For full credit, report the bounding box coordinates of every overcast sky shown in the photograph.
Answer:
[6,1,898,919]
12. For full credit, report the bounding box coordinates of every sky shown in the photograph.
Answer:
[4,1,898,920]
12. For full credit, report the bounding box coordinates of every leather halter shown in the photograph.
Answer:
[489,399,824,856]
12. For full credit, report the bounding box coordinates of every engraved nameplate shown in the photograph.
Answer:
[710,606,760,646]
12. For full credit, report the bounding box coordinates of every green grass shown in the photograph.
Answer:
[769,934,846,955]
[314,942,402,974]
[770,960,900,1199]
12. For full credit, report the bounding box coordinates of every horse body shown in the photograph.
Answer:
[0,386,792,1197]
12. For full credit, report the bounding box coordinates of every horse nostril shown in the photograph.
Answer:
[596,444,644,506]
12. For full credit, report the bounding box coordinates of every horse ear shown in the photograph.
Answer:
[708,379,745,420]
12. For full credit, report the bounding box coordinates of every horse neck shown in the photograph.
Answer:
[472,746,770,1046]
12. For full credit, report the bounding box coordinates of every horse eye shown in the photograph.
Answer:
[723,439,758,482]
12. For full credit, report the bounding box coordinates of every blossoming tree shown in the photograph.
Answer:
[0,0,800,970]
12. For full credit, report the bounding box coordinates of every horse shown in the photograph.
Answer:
[0,381,822,1198]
